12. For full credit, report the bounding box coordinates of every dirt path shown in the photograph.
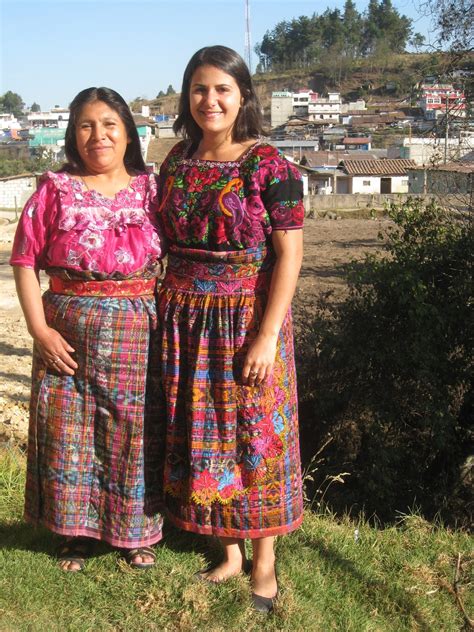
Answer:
[0,216,390,445]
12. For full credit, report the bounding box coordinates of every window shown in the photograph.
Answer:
[363,180,371,186]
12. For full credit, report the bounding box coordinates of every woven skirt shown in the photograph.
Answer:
[25,278,164,548]
[158,245,303,538]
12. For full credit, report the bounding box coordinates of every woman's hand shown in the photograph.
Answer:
[34,326,78,375]
[13,267,78,376]
[241,229,303,387]
[242,332,278,386]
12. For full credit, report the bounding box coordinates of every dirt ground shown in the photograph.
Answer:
[0,216,391,446]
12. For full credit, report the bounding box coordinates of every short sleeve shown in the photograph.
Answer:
[259,148,304,231]
[9,176,60,270]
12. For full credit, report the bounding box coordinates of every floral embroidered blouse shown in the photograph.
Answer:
[10,171,163,277]
[158,141,304,251]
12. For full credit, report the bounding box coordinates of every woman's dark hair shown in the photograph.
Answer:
[64,87,146,172]
[173,45,265,143]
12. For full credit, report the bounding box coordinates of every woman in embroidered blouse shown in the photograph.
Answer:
[157,46,304,612]
[10,87,164,571]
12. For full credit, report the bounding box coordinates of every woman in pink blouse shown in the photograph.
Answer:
[11,87,164,571]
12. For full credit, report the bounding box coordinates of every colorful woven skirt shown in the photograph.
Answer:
[25,276,164,548]
[158,245,303,538]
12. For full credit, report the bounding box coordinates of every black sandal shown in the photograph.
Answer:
[57,537,94,572]
[122,546,156,569]
[251,591,278,614]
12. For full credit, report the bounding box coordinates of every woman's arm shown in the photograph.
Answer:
[13,266,78,375]
[242,229,303,385]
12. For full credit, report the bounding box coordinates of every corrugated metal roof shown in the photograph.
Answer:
[341,159,416,175]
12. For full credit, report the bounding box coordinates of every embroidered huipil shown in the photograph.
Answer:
[11,171,162,276]
[157,141,305,537]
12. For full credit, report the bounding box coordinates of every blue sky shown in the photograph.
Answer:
[1,0,431,111]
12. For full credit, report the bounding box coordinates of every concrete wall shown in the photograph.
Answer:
[271,96,293,127]
[0,175,36,209]
[305,192,471,213]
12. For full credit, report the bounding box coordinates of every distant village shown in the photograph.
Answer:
[0,76,472,212]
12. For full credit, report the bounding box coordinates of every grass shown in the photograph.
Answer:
[0,446,472,632]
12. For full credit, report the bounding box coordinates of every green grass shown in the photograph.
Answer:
[0,447,472,632]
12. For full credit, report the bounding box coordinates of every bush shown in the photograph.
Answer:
[297,198,473,525]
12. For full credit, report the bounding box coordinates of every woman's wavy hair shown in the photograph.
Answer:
[173,45,265,143]
[64,87,145,172]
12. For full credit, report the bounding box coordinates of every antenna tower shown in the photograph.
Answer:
[244,0,252,74]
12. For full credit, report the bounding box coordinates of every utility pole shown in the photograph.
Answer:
[244,0,252,74]
[444,91,449,164]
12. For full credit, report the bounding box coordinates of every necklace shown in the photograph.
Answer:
[80,173,133,194]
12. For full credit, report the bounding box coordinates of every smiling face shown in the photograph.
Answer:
[189,65,243,140]
[75,100,130,174]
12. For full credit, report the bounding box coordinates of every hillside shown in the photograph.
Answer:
[140,52,473,118]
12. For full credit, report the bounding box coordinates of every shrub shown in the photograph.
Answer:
[297,198,473,525]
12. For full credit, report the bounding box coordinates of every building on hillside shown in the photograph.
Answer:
[271,92,293,128]
[292,90,318,117]
[336,159,416,194]
[340,100,366,114]
[0,113,21,130]
[154,115,179,138]
[389,135,474,165]
[271,139,319,161]
[271,90,343,127]
[419,84,466,120]
[339,137,372,151]
[308,92,342,122]
[29,127,66,162]
[27,107,70,128]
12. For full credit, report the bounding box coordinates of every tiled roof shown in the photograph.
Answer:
[146,138,180,167]
[432,162,473,174]
[341,159,417,175]
[302,150,388,168]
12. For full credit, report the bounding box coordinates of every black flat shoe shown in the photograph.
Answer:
[251,591,277,614]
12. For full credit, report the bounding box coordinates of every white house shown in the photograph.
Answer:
[28,107,70,129]
[308,92,342,122]
[0,113,21,130]
[336,159,416,194]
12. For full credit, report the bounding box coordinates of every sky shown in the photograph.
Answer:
[1,0,433,111]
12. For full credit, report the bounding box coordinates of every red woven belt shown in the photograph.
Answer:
[49,277,156,297]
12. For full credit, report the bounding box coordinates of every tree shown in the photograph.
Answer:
[409,33,426,52]
[0,91,25,117]
[166,84,176,96]
[156,90,165,98]
[30,102,41,112]
[418,0,473,51]
[342,0,363,58]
